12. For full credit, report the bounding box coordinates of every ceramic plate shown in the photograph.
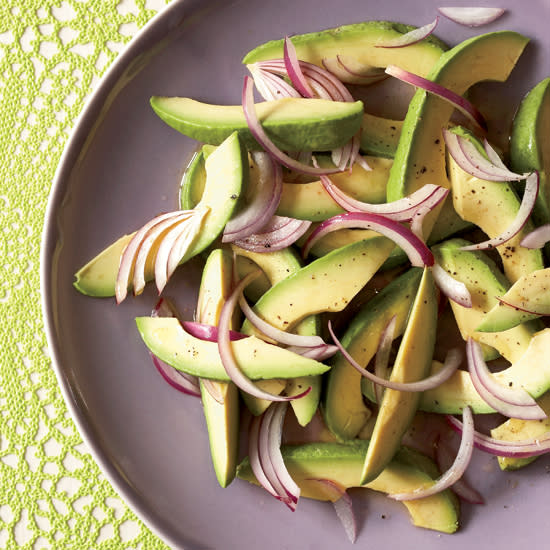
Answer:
[41,0,550,548]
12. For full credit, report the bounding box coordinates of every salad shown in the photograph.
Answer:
[73,6,550,543]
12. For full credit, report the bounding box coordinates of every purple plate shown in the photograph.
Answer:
[41,0,550,548]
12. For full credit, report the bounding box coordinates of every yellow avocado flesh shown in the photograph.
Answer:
[386,31,529,238]
[150,96,364,152]
[135,316,329,380]
[236,441,459,534]
[478,268,550,332]
[447,128,543,284]
[361,268,437,484]
[242,20,447,77]
[197,249,240,488]
[73,132,246,298]
[324,267,423,441]
[433,239,535,363]
[231,245,321,425]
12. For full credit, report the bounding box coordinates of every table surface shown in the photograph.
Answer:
[0,1,172,548]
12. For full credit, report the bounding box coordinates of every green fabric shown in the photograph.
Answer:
[0,1,173,548]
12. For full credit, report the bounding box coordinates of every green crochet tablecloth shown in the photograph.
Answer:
[0,1,173,548]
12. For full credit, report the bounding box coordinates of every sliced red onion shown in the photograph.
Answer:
[248,64,302,101]
[483,138,508,171]
[409,203,433,241]
[376,17,439,48]
[239,293,326,348]
[249,412,281,499]
[446,129,527,182]
[322,56,387,85]
[390,406,475,501]
[242,76,343,175]
[150,352,201,397]
[386,65,487,132]
[115,211,184,303]
[431,263,472,308]
[328,321,462,392]
[466,337,546,420]
[438,7,505,27]
[155,206,208,295]
[320,176,448,222]
[285,344,339,361]
[374,315,397,404]
[460,171,539,251]
[223,152,283,242]
[446,415,550,458]
[151,296,179,318]
[520,224,550,249]
[302,212,435,267]
[435,436,484,504]
[233,215,312,253]
[181,321,247,342]
[283,36,314,98]
[218,270,311,402]
[256,59,353,102]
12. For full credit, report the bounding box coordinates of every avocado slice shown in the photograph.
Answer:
[135,316,330,380]
[150,96,364,152]
[432,239,535,363]
[447,127,543,283]
[490,391,550,471]
[361,267,438,484]
[386,31,529,237]
[231,245,321,425]
[236,440,459,534]
[179,144,216,210]
[360,113,403,159]
[73,131,247,297]
[241,236,396,335]
[196,248,240,488]
[510,77,550,236]
[324,267,423,441]
[276,155,392,221]
[242,20,448,78]
[477,268,550,332]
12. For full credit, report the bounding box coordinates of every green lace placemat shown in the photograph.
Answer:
[0,1,174,548]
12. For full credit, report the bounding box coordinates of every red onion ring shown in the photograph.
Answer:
[431,263,472,308]
[285,344,339,361]
[242,76,344,176]
[390,406,475,501]
[319,176,448,222]
[181,321,247,342]
[328,320,462,392]
[443,129,527,182]
[386,65,487,132]
[435,436,485,504]
[520,224,550,249]
[322,55,387,85]
[233,215,311,253]
[218,270,311,402]
[302,212,435,267]
[223,152,283,242]
[466,338,546,420]
[460,171,539,251]
[376,17,439,48]
[446,415,550,458]
[283,36,314,98]
[438,7,505,27]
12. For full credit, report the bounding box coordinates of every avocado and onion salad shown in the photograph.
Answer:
[73,6,550,541]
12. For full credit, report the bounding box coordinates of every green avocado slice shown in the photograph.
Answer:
[236,440,459,534]
[447,127,543,283]
[150,96,364,152]
[360,267,437,484]
[196,248,240,488]
[135,316,330,380]
[242,20,448,77]
[73,131,247,297]
[386,31,529,237]
[510,77,550,234]
[323,267,423,441]
[477,268,550,332]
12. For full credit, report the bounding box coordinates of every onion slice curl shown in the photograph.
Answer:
[376,17,439,48]
[438,7,506,27]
